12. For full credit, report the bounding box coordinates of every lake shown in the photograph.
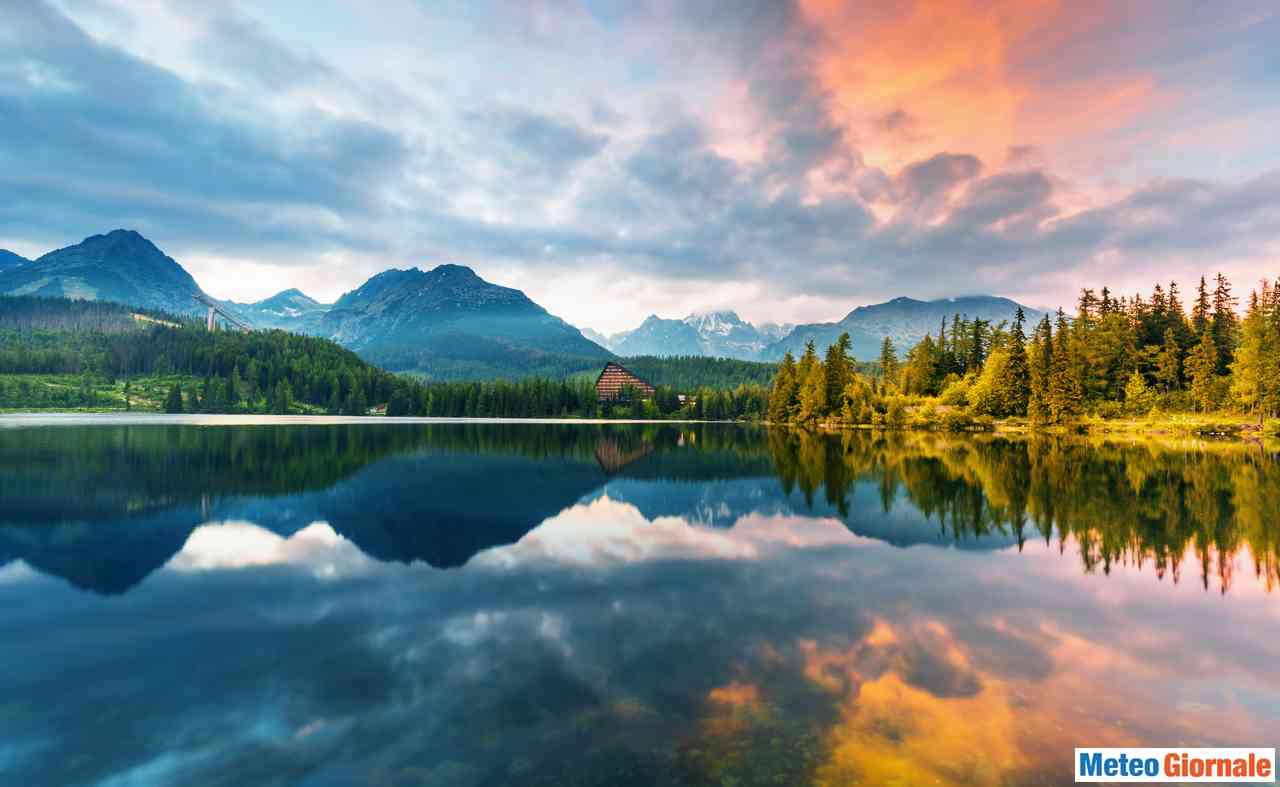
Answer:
[1,418,1277,786]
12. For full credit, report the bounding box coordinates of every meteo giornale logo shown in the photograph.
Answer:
[1076,748,1275,783]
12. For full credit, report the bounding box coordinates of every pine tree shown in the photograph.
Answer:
[902,334,940,395]
[1166,281,1191,349]
[793,339,819,415]
[1211,273,1238,375]
[1027,316,1053,423]
[948,314,964,376]
[1187,328,1219,412]
[966,318,989,373]
[878,336,899,386]
[796,357,827,424]
[999,306,1030,416]
[227,367,242,410]
[1230,281,1280,422]
[164,383,184,414]
[1191,276,1211,336]
[1154,327,1181,393]
[348,384,368,416]
[768,351,799,423]
[1124,369,1154,415]
[824,333,852,407]
[273,380,293,414]
[1048,310,1082,423]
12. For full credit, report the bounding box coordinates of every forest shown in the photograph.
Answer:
[409,377,769,420]
[0,297,419,414]
[0,296,771,419]
[767,273,1280,434]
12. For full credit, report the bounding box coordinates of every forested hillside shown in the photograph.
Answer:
[0,296,159,333]
[614,356,777,388]
[0,296,416,414]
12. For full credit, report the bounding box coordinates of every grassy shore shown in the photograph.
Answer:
[996,412,1272,439]
[793,406,1277,442]
[0,373,331,414]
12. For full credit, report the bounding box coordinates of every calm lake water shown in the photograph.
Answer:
[1,418,1278,786]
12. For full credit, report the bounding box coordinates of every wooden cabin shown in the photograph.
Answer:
[594,361,656,402]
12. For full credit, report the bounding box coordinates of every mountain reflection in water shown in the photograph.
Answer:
[0,421,1277,786]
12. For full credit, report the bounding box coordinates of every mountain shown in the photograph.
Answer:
[765,295,1044,361]
[579,326,612,347]
[610,315,704,357]
[683,311,790,359]
[600,310,792,360]
[756,321,794,342]
[222,288,330,333]
[0,231,613,379]
[0,230,203,314]
[0,250,28,271]
[318,264,612,379]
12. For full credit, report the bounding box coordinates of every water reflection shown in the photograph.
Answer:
[0,421,1278,786]
[1,423,1275,594]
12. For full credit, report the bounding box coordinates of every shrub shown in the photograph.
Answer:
[1123,370,1156,415]
[939,374,970,406]
[885,397,908,429]
[910,403,941,430]
[966,352,1008,416]
[1092,400,1125,419]
[939,410,973,431]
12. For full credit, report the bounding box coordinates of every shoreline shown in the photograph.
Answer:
[0,412,716,427]
[777,413,1275,444]
[0,411,1273,444]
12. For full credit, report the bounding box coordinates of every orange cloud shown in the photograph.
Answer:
[797,0,1167,178]
[707,681,762,707]
[796,616,1267,785]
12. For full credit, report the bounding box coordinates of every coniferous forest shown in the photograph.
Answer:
[766,274,1280,435]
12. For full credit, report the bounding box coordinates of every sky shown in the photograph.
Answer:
[1,0,1278,333]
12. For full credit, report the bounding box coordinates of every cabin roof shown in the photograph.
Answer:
[593,361,654,390]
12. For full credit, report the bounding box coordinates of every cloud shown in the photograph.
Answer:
[893,152,983,216]
[0,1,407,255]
[478,105,609,178]
[3,504,1277,785]
[0,0,1277,329]
[193,12,333,91]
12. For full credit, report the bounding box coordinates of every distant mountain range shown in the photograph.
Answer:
[595,296,1041,362]
[762,295,1045,361]
[0,229,1043,375]
[220,288,330,333]
[593,311,793,360]
[0,230,612,379]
